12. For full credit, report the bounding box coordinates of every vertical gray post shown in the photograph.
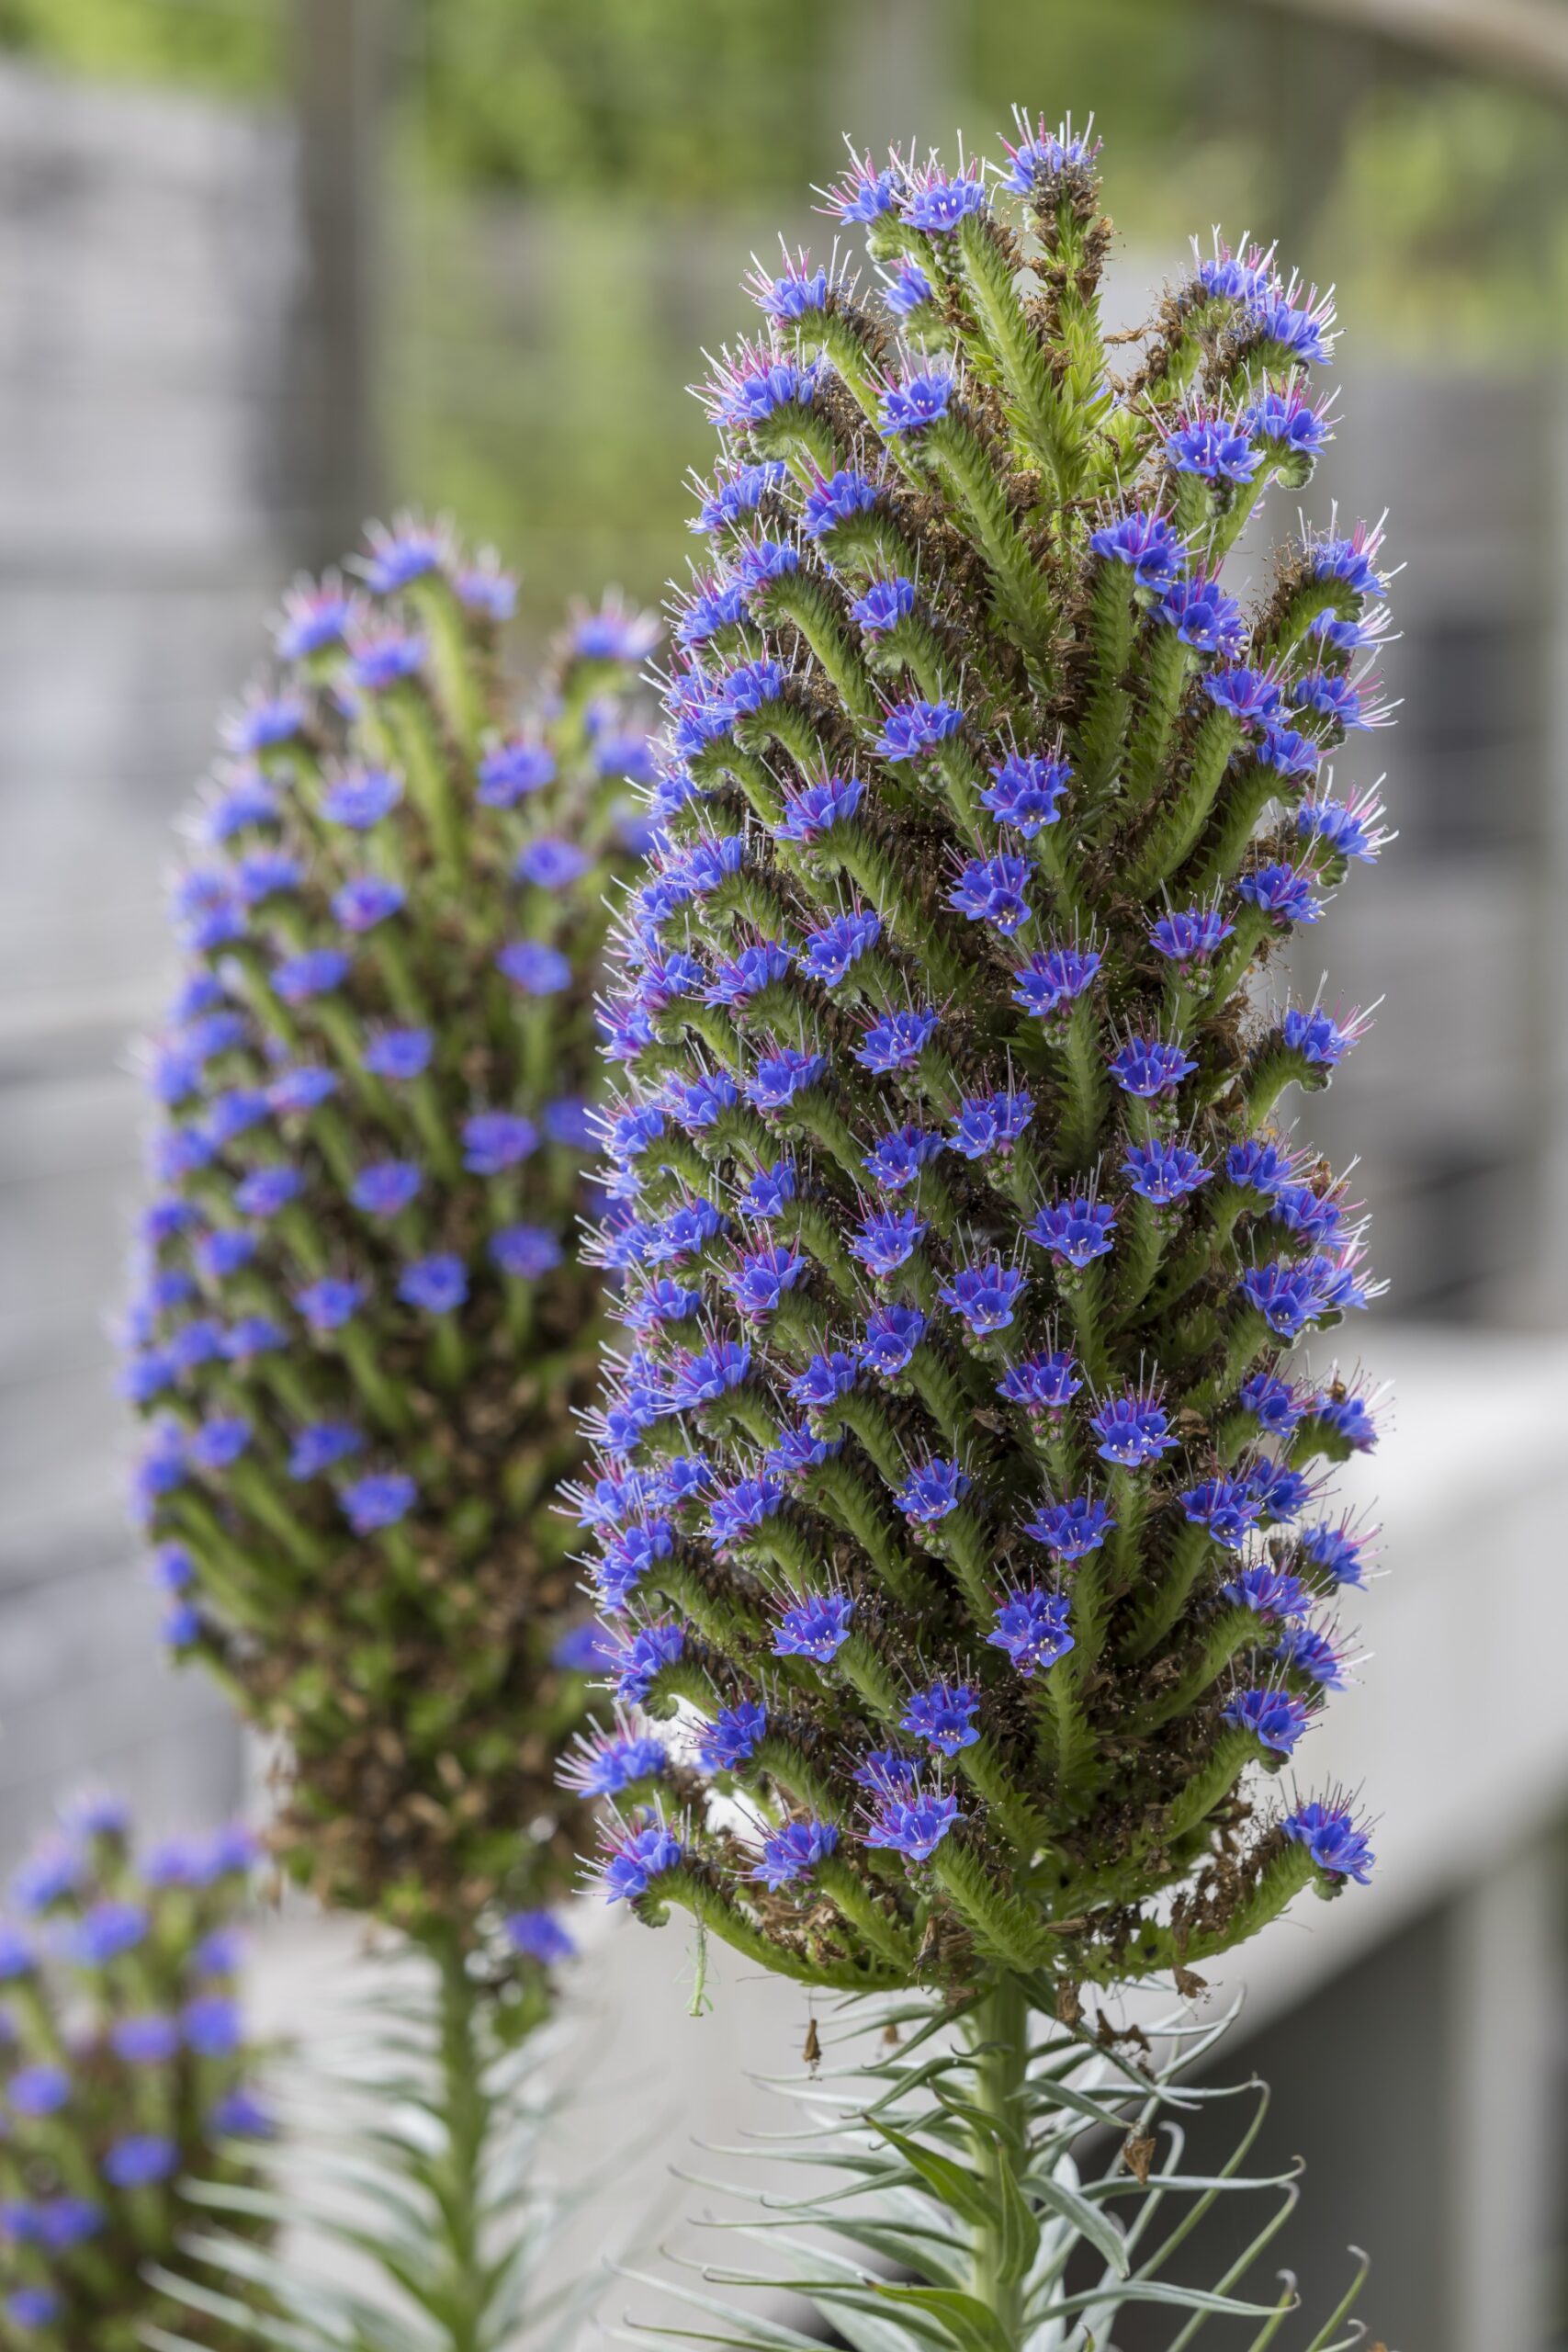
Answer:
[1448,1840,1561,2352]
[288,0,391,566]
[837,0,964,164]
[1539,384,1568,1325]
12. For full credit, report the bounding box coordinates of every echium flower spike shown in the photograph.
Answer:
[0,1802,267,2346]
[126,514,660,1978]
[586,123,1385,2001]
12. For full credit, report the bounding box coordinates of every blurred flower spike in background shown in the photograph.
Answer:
[124,511,660,1979]
[0,1800,265,2349]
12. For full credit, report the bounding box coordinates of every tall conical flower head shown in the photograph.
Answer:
[123,516,660,1962]
[583,127,1384,1994]
[0,1801,267,2347]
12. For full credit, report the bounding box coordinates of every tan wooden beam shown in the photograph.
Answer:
[1245,0,1568,100]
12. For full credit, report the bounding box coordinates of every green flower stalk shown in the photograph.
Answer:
[585,123,1388,2003]
[152,1951,614,2352]
[123,519,659,1967]
[0,1802,266,2351]
[627,1996,1371,2352]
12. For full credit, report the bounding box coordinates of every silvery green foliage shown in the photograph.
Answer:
[582,117,1384,1996]
[121,516,659,1960]
[622,1994,1370,2352]
[142,1945,603,2352]
[0,1804,267,2351]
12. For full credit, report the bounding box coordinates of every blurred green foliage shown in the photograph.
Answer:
[408,0,837,194]
[0,0,1205,199]
[6,0,1567,632]
[1319,75,1568,350]
[0,0,277,94]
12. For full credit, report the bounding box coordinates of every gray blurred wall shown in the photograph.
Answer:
[0,59,303,1852]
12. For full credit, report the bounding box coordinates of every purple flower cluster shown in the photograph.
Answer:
[575,123,1386,1996]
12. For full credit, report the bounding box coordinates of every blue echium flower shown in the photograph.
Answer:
[878,368,955,437]
[863,1783,960,1862]
[884,260,935,320]
[939,1259,1026,1336]
[1028,1194,1115,1268]
[864,1124,944,1190]
[1298,781,1391,865]
[775,1591,854,1661]
[599,1812,683,1904]
[1282,1797,1375,1883]
[503,1908,576,1967]
[1224,1563,1313,1622]
[901,158,988,233]
[745,251,833,322]
[124,520,660,1960]
[750,1818,840,1890]
[948,853,1032,934]
[1236,861,1323,926]
[776,770,863,841]
[1122,1136,1211,1204]
[1181,1476,1262,1550]
[1110,1035,1198,1098]
[1223,1685,1311,1756]
[949,1088,1032,1159]
[1242,380,1331,457]
[1274,1620,1349,1689]
[1281,1001,1369,1068]
[1301,1517,1374,1586]
[1150,904,1234,963]
[705,343,817,432]
[852,577,918,638]
[802,467,879,537]
[821,150,904,227]
[896,1457,970,1523]
[1246,1453,1316,1521]
[980,752,1070,837]
[1158,573,1246,657]
[693,461,789,535]
[1164,411,1259,483]
[859,1303,928,1376]
[987,1587,1075,1677]
[798,910,881,986]
[697,1701,768,1772]
[1089,507,1184,587]
[0,1806,265,2338]
[558,1718,670,1799]
[1011,943,1102,1019]
[878,697,964,760]
[1000,110,1100,191]
[580,121,1389,2004]
[997,1349,1081,1415]
[1025,1490,1117,1559]
[791,1349,859,1407]
[856,1003,940,1071]
[894,1675,980,1758]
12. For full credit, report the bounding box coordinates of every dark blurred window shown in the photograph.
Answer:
[1400,616,1539,852]
[1403,1148,1529,1319]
